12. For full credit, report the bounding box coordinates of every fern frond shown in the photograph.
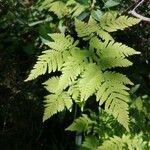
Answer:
[105,93,129,131]
[96,71,130,130]
[98,135,124,150]
[98,134,147,150]
[48,33,78,52]
[97,29,114,41]
[100,12,141,32]
[104,71,133,85]
[43,77,60,93]
[69,1,86,17]
[79,63,104,101]
[99,57,133,70]
[90,37,140,59]
[40,0,54,9]
[75,18,113,41]
[58,56,85,91]
[58,49,90,91]
[43,92,72,121]
[41,0,88,18]
[25,57,47,81]
[89,37,140,70]
[41,0,66,18]
[82,136,99,150]
[101,40,140,57]
[27,2,141,132]
[25,50,63,81]
[51,1,66,18]
[75,19,98,38]
[68,83,80,100]
[65,114,93,133]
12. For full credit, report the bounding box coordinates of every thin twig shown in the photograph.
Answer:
[128,0,150,22]
[133,0,144,10]
[129,10,150,22]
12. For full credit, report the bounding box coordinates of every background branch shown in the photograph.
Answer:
[128,0,150,22]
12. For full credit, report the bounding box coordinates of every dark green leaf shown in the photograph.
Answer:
[103,0,120,9]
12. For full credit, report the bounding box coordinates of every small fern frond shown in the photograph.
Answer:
[58,49,90,92]
[43,92,72,121]
[99,57,133,70]
[25,57,47,81]
[50,1,66,18]
[97,30,114,41]
[58,56,85,91]
[48,33,78,52]
[75,19,98,38]
[98,134,147,150]
[96,71,130,130]
[43,77,60,93]
[68,83,80,100]
[100,12,141,32]
[90,37,140,59]
[46,50,64,73]
[105,94,129,131]
[79,63,104,101]
[82,136,99,150]
[101,40,140,57]
[41,0,88,18]
[67,1,86,18]
[65,114,93,133]
[104,71,133,85]
[75,18,113,41]
[41,0,66,18]
[25,50,63,81]
[98,135,125,150]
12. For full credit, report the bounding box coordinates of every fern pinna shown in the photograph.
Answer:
[26,10,140,132]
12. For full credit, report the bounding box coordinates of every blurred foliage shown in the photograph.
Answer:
[0,0,150,149]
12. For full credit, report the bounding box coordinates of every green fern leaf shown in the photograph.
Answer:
[68,83,80,100]
[105,93,129,131]
[100,12,141,32]
[66,0,89,17]
[25,57,47,81]
[26,5,141,132]
[41,0,66,18]
[98,135,124,150]
[82,136,99,150]
[48,33,78,52]
[58,49,90,91]
[79,63,104,101]
[96,71,131,130]
[75,17,113,41]
[75,19,98,38]
[71,3,86,17]
[97,29,114,41]
[43,92,72,121]
[50,1,66,18]
[90,37,140,59]
[65,114,93,133]
[99,57,133,70]
[98,134,147,150]
[41,0,88,18]
[58,56,85,91]
[25,50,63,81]
[43,77,60,93]
[104,71,133,85]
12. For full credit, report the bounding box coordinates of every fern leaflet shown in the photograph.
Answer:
[100,12,141,32]
[43,92,72,121]
[98,134,147,150]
